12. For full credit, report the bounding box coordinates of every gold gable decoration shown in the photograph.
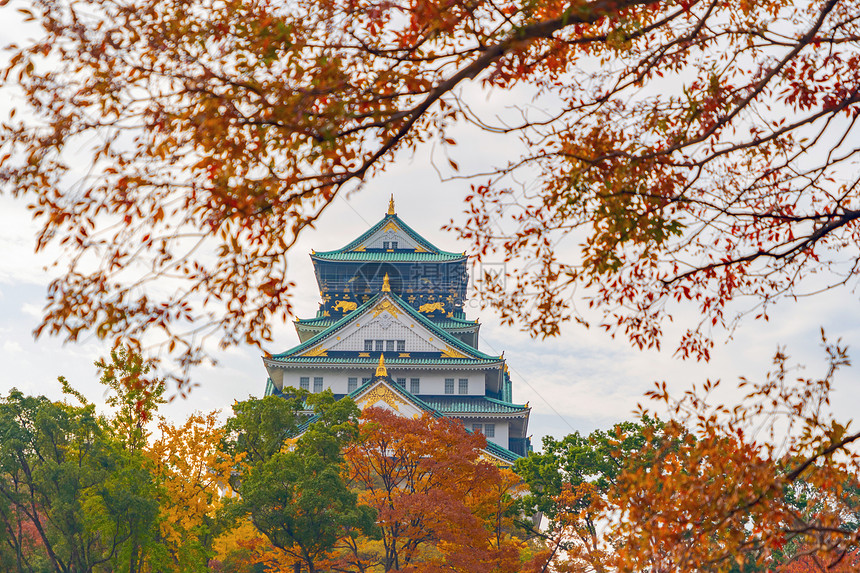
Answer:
[372,299,400,318]
[300,345,328,357]
[376,354,388,377]
[441,345,467,359]
[479,452,513,468]
[382,273,391,292]
[359,384,402,412]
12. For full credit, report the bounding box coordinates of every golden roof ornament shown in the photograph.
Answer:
[382,273,391,292]
[388,194,396,215]
[376,353,388,377]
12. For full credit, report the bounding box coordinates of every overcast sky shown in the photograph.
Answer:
[1,6,858,447]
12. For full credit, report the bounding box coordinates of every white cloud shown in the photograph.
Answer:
[3,340,22,353]
[20,302,42,318]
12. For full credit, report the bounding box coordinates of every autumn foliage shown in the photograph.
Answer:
[148,412,239,566]
[512,339,860,573]
[342,408,526,572]
[776,552,860,573]
[2,0,859,379]
[610,342,860,572]
[223,404,529,573]
[2,343,859,572]
[0,350,250,573]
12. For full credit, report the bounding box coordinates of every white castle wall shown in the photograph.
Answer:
[277,368,484,396]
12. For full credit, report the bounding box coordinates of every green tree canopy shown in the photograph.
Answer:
[222,391,377,573]
[0,389,159,573]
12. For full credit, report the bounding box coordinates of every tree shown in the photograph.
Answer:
[0,482,50,572]
[96,347,166,452]
[342,407,526,572]
[2,0,859,377]
[209,518,269,573]
[0,350,243,573]
[223,391,377,573]
[514,418,662,571]
[760,479,860,572]
[93,347,242,572]
[0,389,160,573]
[221,392,312,468]
[220,401,529,572]
[776,551,860,573]
[522,337,860,572]
[146,412,240,571]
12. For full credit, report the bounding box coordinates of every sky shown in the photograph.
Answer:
[1,6,859,448]
[3,162,860,447]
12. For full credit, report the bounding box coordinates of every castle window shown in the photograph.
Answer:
[397,340,405,352]
[348,377,358,392]
[391,241,398,249]
[386,340,395,352]
[300,377,310,391]
[375,339,384,352]
[472,423,482,434]
[444,378,454,394]
[382,241,389,249]
[396,377,406,388]
[410,378,420,393]
[362,377,371,385]
[458,378,468,394]
[484,423,495,437]
[313,377,323,392]
[364,340,373,352]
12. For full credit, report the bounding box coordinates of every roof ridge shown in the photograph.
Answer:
[384,291,500,361]
[273,291,501,363]
[313,213,463,257]
[271,293,383,357]
[484,396,528,408]
[422,395,529,413]
[292,379,522,461]
[349,380,522,462]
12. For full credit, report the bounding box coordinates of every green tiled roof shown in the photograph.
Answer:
[295,315,478,331]
[291,375,523,462]
[484,440,521,463]
[502,368,513,403]
[312,251,465,262]
[313,213,464,258]
[434,318,479,330]
[295,316,337,327]
[422,396,529,414]
[271,290,501,363]
[294,375,443,434]
[264,377,278,396]
[267,356,500,365]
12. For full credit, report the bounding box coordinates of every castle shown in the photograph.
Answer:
[263,198,530,463]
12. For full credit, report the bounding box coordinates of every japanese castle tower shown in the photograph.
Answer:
[263,198,531,463]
